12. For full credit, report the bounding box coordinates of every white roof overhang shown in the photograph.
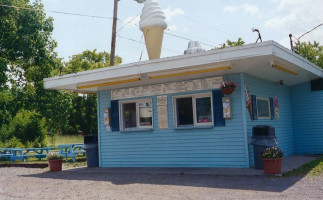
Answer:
[44,41,323,93]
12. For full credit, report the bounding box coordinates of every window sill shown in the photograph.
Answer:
[120,128,153,133]
[175,125,213,130]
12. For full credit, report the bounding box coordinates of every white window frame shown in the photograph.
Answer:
[173,93,213,128]
[119,98,153,130]
[256,97,271,120]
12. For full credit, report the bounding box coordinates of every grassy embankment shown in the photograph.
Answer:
[283,156,323,176]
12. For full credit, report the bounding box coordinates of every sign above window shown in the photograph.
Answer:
[111,77,223,100]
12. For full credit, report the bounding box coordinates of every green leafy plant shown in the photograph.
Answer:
[47,153,63,160]
[261,147,284,159]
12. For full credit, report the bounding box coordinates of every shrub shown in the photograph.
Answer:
[0,125,10,142]
[8,110,47,147]
[5,137,25,148]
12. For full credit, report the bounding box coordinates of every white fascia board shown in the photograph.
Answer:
[271,41,323,77]
[44,41,276,90]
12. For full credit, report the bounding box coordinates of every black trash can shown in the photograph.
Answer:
[250,125,277,169]
[84,135,99,167]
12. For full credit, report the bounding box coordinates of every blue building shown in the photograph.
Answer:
[44,41,323,168]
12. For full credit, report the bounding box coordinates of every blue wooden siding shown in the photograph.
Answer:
[98,74,249,168]
[291,82,323,154]
[244,74,294,166]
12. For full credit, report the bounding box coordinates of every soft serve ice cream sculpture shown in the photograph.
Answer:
[139,0,167,60]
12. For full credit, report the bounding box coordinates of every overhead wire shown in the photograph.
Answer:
[164,32,216,48]
[2,3,221,50]
[117,34,182,54]
[0,3,113,19]
[296,23,323,43]
[133,34,144,62]
[116,19,218,48]
[182,15,240,39]
[117,12,141,33]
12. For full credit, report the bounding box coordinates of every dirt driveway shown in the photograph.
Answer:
[0,167,322,200]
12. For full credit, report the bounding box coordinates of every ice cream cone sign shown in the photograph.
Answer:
[139,0,167,60]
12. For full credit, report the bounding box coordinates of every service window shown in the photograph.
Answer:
[256,97,271,119]
[174,93,213,128]
[120,99,153,130]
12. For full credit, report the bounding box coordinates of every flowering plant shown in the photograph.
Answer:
[261,147,284,159]
[221,81,237,89]
[47,152,63,160]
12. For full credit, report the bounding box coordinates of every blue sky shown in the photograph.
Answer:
[43,0,323,64]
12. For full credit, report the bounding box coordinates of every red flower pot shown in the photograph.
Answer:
[262,158,282,174]
[221,87,235,95]
[48,159,63,172]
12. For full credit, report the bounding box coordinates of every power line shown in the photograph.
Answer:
[117,12,141,33]
[296,23,323,42]
[1,3,220,48]
[166,28,221,47]
[0,4,113,19]
[164,32,217,48]
[182,15,240,39]
[117,34,182,54]
[116,17,218,48]
[116,20,217,48]
[133,34,144,62]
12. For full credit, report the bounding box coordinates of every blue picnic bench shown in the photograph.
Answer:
[0,147,57,162]
[58,143,86,163]
[24,147,57,160]
[0,148,25,162]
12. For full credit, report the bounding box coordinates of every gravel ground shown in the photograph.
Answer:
[0,167,322,200]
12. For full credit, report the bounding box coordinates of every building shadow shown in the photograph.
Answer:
[21,168,308,193]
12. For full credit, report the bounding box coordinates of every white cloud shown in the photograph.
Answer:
[242,4,259,16]
[222,4,259,16]
[264,13,296,28]
[162,7,184,21]
[264,0,323,42]
[223,6,238,13]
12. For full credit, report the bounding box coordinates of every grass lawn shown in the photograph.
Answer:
[0,156,87,168]
[283,156,323,176]
[46,134,84,147]
[1,135,87,168]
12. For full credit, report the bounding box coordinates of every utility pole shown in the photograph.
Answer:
[110,0,118,66]
[109,0,145,66]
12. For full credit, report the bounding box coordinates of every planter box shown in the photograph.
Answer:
[221,87,235,95]
[262,158,282,174]
[48,159,63,172]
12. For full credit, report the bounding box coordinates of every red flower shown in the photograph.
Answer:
[221,81,237,89]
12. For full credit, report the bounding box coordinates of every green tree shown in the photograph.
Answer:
[0,0,58,88]
[58,50,122,135]
[218,38,245,49]
[0,0,63,143]
[295,41,323,68]
[54,49,122,75]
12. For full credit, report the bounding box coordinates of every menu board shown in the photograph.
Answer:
[157,96,168,129]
